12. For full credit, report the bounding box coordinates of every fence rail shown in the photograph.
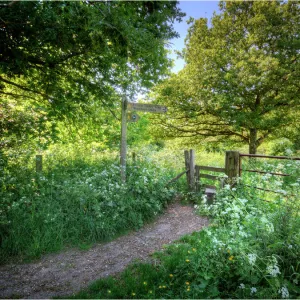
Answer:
[241,169,290,177]
[239,153,300,160]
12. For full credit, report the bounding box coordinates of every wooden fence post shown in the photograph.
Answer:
[184,150,190,188]
[225,151,239,185]
[195,165,200,192]
[36,155,43,173]
[189,149,195,191]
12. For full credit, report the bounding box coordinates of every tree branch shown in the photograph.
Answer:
[0,76,49,98]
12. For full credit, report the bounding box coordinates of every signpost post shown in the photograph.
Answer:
[120,96,128,183]
[120,101,167,183]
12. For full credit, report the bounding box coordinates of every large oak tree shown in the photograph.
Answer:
[153,1,300,154]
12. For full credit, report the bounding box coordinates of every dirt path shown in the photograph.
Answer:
[0,200,209,299]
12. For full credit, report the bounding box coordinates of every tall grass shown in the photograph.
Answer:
[0,144,177,263]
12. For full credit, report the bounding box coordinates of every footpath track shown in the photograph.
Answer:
[0,200,208,299]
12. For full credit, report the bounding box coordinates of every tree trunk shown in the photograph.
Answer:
[249,128,257,154]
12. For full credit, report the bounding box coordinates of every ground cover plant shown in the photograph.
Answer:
[0,144,177,263]
[67,158,300,299]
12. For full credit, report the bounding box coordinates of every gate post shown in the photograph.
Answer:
[189,149,195,191]
[184,150,190,188]
[225,151,239,186]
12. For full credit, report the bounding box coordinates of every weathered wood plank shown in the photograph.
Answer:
[199,173,218,180]
[127,102,167,113]
[225,151,239,184]
[184,150,190,187]
[196,165,225,173]
[189,149,195,191]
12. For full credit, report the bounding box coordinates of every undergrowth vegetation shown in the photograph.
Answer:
[68,159,300,299]
[0,145,177,263]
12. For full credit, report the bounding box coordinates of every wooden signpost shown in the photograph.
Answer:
[127,102,167,113]
[120,99,167,183]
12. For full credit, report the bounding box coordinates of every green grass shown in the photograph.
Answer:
[0,145,178,263]
[65,159,300,299]
[2,144,299,298]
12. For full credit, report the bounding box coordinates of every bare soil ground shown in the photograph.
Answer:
[0,200,209,299]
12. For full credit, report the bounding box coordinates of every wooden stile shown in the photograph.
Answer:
[197,166,225,173]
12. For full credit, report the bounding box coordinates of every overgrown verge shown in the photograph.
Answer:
[0,148,176,263]
[67,161,299,299]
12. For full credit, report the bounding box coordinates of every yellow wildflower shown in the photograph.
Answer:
[143,281,147,285]
[229,255,234,261]
[186,282,190,285]
[169,274,173,277]
[186,259,190,263]
[163,285,166,288]
[159,286,162,289]
[132,292,136,296]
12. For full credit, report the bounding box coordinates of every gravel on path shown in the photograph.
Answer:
[0,200,209,299]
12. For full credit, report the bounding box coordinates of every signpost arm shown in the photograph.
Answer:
[120,96,127,183]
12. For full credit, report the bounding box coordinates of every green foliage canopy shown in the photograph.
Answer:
[0,1,184,150]
[153,1,300,154]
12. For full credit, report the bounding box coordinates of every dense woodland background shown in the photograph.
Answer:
[1,1,299,157]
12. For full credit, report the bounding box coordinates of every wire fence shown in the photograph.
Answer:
[239,154,300,199]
